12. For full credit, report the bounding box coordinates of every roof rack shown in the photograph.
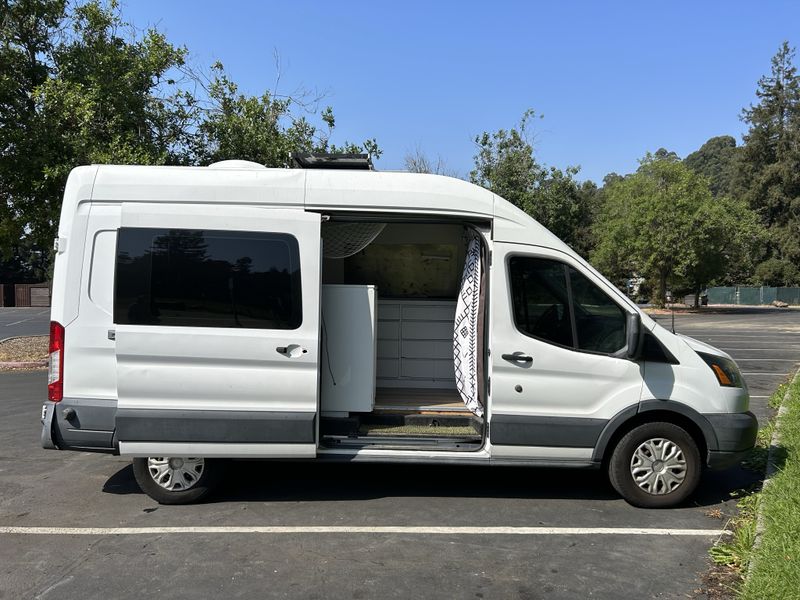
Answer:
[291,152,373,170]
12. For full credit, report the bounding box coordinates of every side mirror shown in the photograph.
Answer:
[626,312,642,360]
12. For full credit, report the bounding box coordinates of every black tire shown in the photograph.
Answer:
[133,456,222,505]
[608,422,701,508]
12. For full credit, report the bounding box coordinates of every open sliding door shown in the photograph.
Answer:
[113,204,321,458]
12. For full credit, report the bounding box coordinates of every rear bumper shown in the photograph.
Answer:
[41,401,58,449]
[40,399,116,453]
[704,411,758,469]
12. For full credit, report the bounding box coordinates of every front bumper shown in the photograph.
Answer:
[704,411,758,470]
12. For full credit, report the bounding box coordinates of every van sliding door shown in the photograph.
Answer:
[113,204,320,458]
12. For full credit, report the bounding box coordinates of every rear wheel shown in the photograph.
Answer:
[608,422,701,508]
[133,456,222,504]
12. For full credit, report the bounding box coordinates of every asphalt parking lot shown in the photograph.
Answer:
[0,308,49,340]
[0,308,798,599]
[652,307,800,425]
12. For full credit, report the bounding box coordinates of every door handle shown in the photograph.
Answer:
[502,353,533,363]
[276,344,308,358]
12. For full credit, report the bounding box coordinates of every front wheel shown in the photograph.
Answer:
[133,456,222,504]
[608,422,701,508]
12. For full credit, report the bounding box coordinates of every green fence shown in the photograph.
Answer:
[707,286,800,306]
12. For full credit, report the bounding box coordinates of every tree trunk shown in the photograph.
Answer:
[658,272,667,307]
[694,286,701,309]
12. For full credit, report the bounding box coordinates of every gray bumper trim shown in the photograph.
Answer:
[115,409,316,444]
[490,415,608,448]
[704,411,759,453]
[41,402,58,450]
[52,398,116,451]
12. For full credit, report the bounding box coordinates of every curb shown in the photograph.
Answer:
[747,367,800,578]
[0,360,47,369]
[0,334,48,344]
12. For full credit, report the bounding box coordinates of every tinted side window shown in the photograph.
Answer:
[115,228,302,329]
[508,257,574,347]
[568,267,626,353]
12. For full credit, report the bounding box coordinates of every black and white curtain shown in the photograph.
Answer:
[453,230,484,417]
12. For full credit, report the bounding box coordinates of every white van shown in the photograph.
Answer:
[40,158,757,508]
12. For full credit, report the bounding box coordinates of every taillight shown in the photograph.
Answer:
[48,321,64,402]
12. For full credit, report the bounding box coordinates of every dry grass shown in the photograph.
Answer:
[0,335,49,364]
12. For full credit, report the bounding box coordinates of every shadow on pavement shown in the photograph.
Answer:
[102,459,762,508]
[102,464,140,495]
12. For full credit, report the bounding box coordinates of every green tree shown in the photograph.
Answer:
[0,1,379,279]
[736,41,800,284]
[190,62,379,167]
[592,154,763,306]
[470,111,596,253]
[0,0,67,278]
[1,0,192,278]
[684,135,741,197]
[678,195,764,304]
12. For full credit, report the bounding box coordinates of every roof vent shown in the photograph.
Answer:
[208,160,267,169]
[291,153,373,170]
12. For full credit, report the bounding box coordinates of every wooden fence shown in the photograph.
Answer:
[7,283,52,307]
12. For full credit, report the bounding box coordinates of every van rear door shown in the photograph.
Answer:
[113,204,321,458]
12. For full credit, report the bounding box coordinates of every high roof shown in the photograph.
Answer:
[80,164,570,250]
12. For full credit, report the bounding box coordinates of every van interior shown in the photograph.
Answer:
[319,220,487,451]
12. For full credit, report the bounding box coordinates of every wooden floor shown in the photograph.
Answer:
[374,388,469,413]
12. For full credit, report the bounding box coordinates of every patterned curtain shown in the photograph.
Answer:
[453,230,484,417]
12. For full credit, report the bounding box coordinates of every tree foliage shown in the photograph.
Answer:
[1,0,192,278]
[189,62,379,167]
[0,0,378,279]
[470,110,597,254]
[592,154,763,306]
[735,41,800,285]
[683,135,740,197]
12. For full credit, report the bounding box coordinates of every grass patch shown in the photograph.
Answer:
[708,489,759,571]
[740,375,800,599]
[707,376,800,598]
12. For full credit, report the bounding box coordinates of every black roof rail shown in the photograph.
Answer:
[291,152,373,170]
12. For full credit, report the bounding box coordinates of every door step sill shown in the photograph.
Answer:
[321,435,482,452]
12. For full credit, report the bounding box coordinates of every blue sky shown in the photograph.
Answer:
[123,1,800,183]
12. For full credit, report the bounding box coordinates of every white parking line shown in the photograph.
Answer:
[722,348,800,351]
[741,372,791,376]
[717,342,800,345]
[701,336,800,340]
[0,525,732,537]
[3,316,48,327]
[734,359,800,362]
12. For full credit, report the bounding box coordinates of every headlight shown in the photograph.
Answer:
[697,352,743,388]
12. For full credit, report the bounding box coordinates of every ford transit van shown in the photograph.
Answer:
[40,159,757,507]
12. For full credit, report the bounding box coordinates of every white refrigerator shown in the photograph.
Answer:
[320,284,377,416]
